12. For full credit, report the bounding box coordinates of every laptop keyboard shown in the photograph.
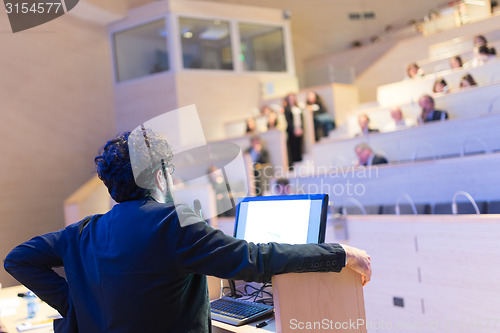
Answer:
[210,296,274,326]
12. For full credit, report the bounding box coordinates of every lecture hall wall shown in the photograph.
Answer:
[0,11,116,287]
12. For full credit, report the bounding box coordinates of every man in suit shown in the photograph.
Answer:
[5,130,371,333]
[418,94,449,123]
[355,143,388,166]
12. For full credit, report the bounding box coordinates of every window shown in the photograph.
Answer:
[239,23,286,72]
[179,17,233,70]
[113,19,169,82]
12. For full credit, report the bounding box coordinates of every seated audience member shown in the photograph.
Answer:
[267,111,278,130]
[356,114,379,136]
[306,91,336,141]
[459,73,478,89]
[418,94,448,123]
[432,78,449,94]
[466,45,497,68]
[355,143,388,166]
[384,106,416,132]
[245,135,271,196]
[245,117,256,134]
[260,105,271,116]
[449,55,463,69]
[406,62,424,79]
[273,178,292,195]
[474,34,496,55]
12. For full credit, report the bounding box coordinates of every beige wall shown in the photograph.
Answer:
[0,14,116,286]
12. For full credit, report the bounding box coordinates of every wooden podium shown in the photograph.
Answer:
[272,268,366,333]
[211,268,367,332]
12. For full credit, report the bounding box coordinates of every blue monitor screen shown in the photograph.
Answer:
[233,194,328,244]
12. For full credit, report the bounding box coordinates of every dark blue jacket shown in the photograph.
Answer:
[4,198,346,332]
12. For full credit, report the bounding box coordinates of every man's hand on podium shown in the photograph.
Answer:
[341,244,372,286]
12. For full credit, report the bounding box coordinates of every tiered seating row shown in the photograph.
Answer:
[316,112,500,168]
[287,152,500,208]
[377,58,500,107]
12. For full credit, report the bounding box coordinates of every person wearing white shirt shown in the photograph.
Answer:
[383,107,416,132]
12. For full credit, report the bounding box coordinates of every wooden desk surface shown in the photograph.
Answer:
[212,317,276,333]
[0,285,59,333]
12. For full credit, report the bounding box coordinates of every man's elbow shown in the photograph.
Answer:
[4,250,21,277]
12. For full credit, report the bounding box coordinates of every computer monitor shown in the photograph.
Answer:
[233,194,329,244]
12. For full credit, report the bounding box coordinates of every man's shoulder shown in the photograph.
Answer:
[373,155,388,165]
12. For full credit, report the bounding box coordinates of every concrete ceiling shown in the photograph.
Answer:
[81,0,154,16]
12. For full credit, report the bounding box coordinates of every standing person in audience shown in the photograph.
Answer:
[418,94,449,123]
[356,114,379,136]
[306,91,336,141]
[474,35,496,55]
[4,131,371,332]
[383,106,416,132]
[449,55,463,69]
[283,92,304,168]
[245,135,271,196]
[432,78,449,94]
[459,73,477,89]
[406,62,424,79]
[354,143,388,167]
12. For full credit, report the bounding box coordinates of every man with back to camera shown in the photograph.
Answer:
[4,130,371,332]
[418,94,448,124]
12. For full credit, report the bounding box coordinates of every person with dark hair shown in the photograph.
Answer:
[283,92,304,168]
[245,117,256,134]
[356,114,379,136]
[466,44,497,68]
[245,135,271,196]
[474,34,496,55]
[355,143,388,167]
[4,130,371,332]
[306,91,336,141]
[267,110,278,130]
[418,94,449,123]
[449,55,463,69]
[273,178,292,195]
[459,73,477,88]
[432,77,449,94]
[406,62,424,79]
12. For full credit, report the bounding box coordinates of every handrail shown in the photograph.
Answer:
[460,137,489,157]
[487,94,500,114]
[411,143,438,161]
[452,191,480,215]
[342,197,367,216]
[395,193,418,215]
